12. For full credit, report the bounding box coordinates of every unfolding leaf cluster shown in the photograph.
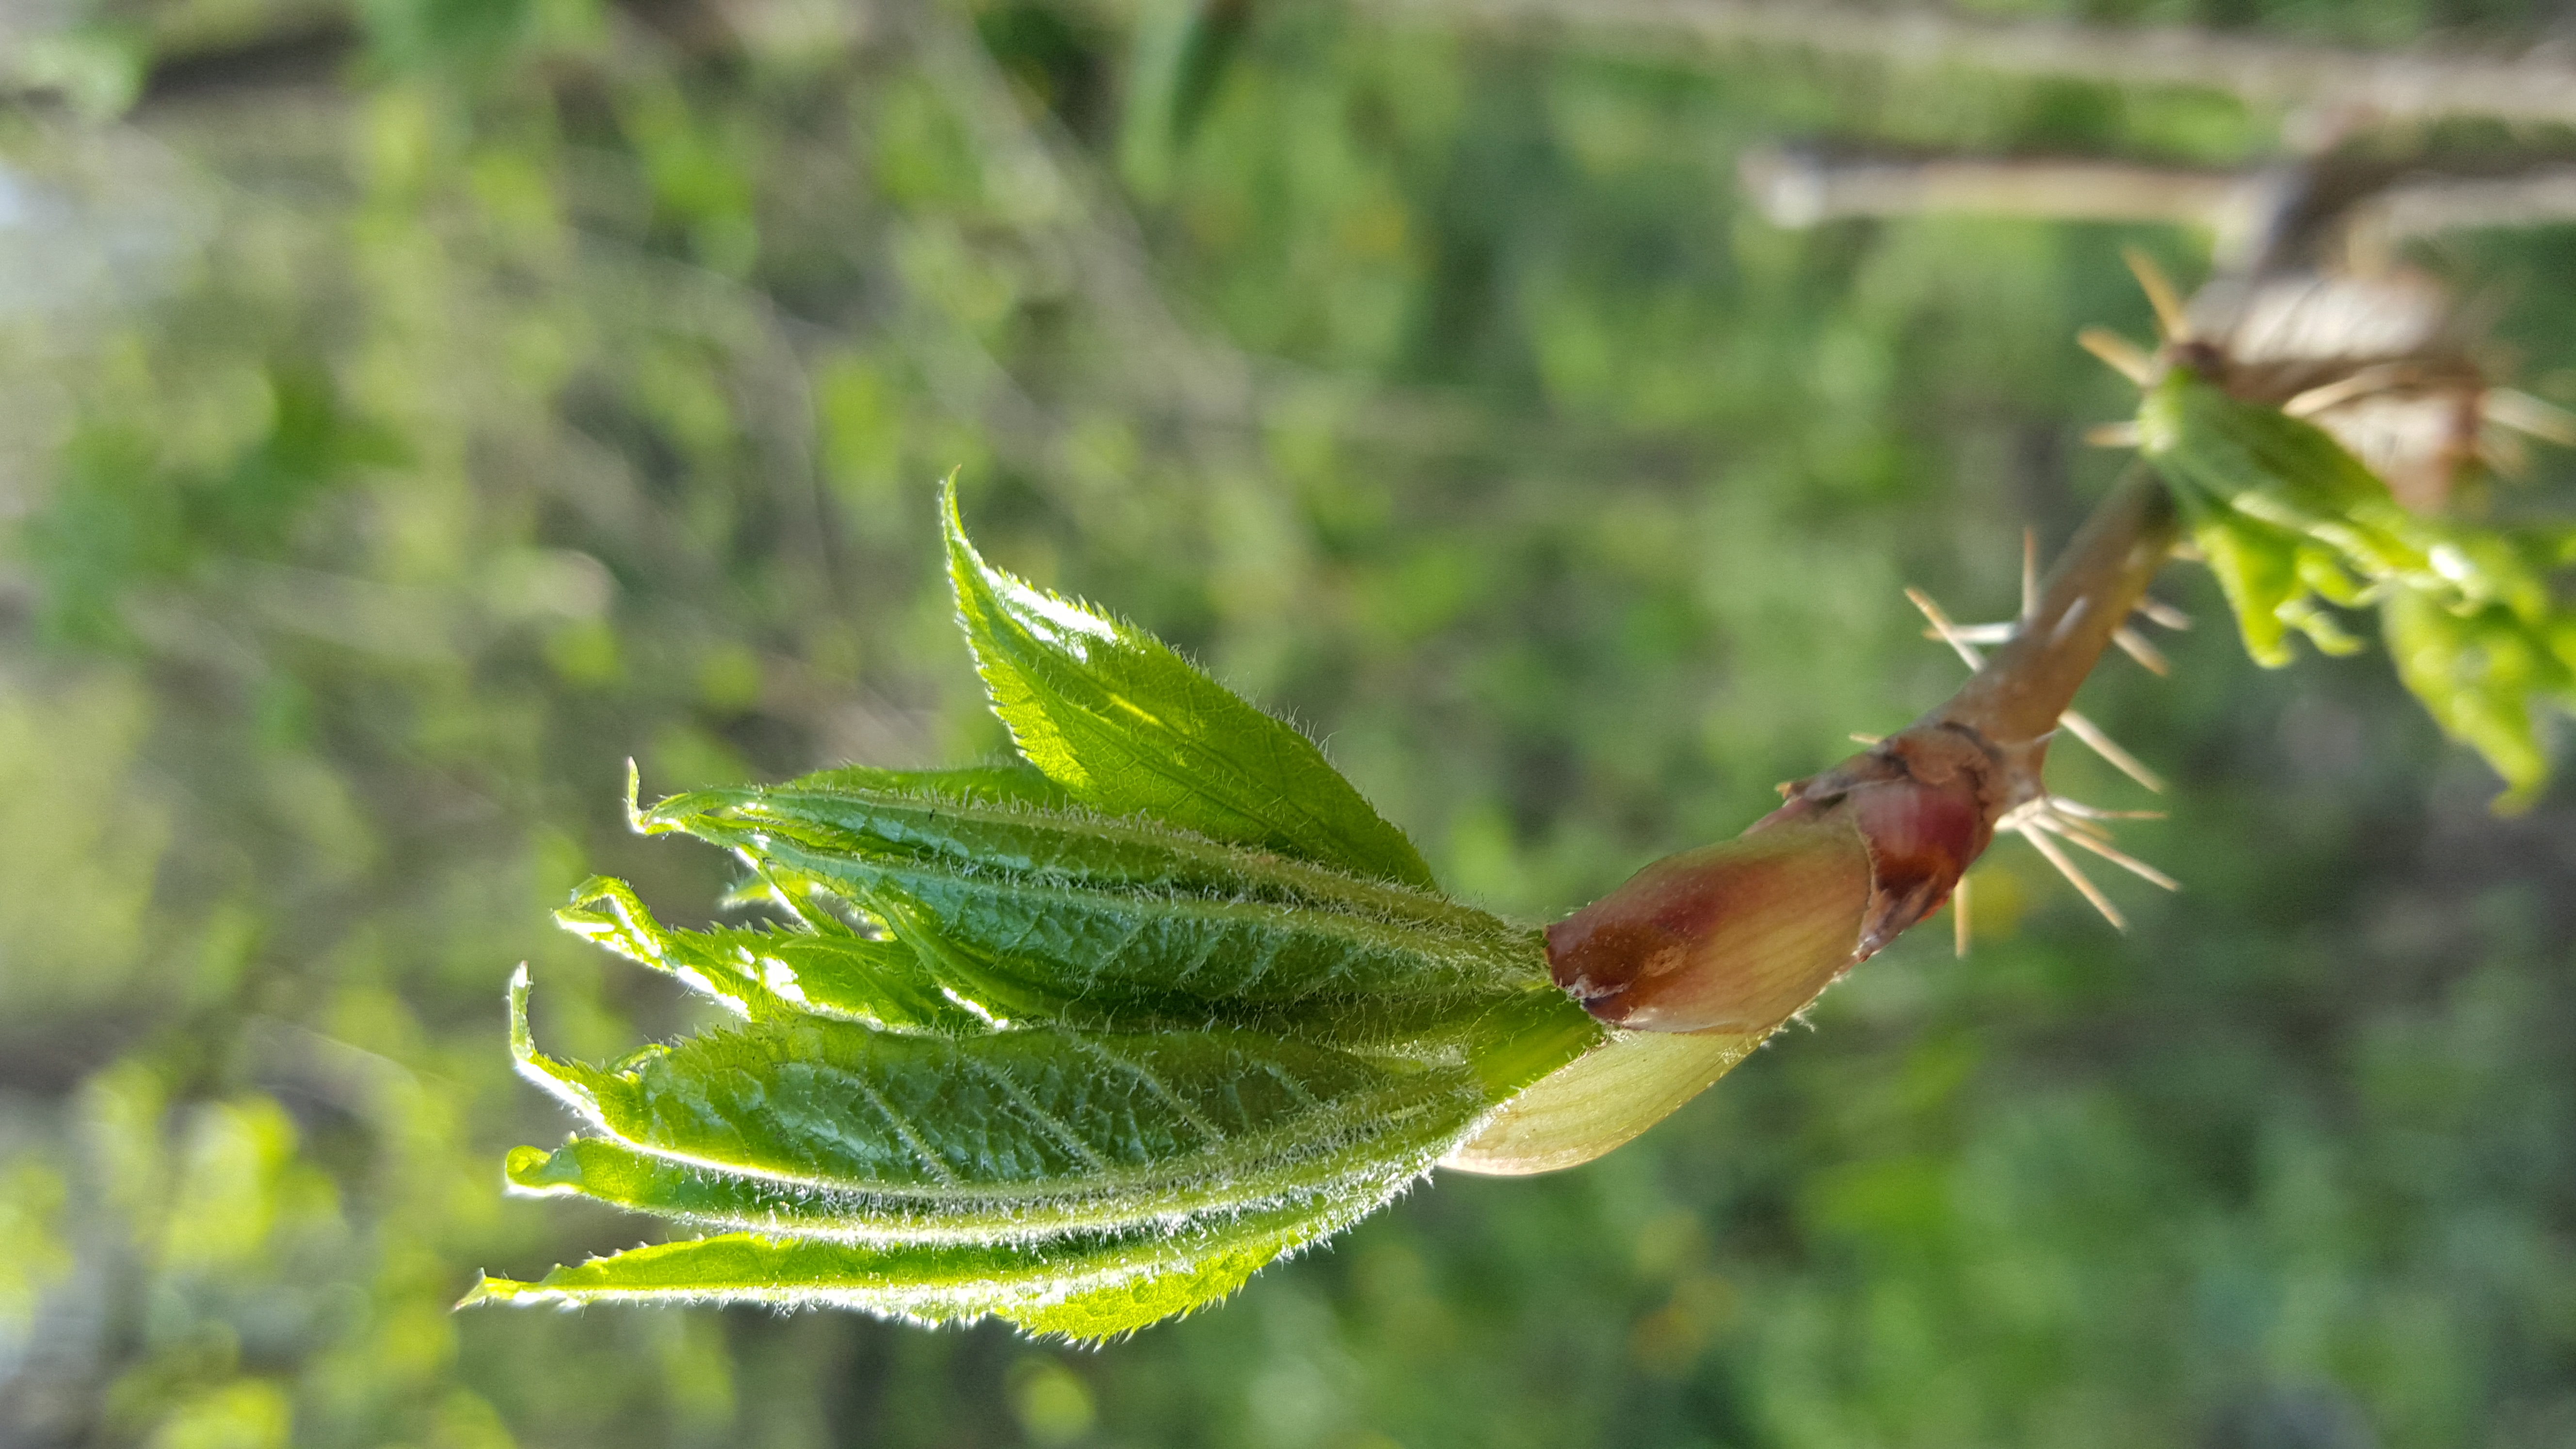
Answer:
[2138,367,2576,805]
[467,483,1599,1337]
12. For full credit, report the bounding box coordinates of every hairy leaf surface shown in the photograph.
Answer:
[508,973,1493,1221]
[465,1194,1382,1339]
[479,492,1618,1338]
[638,783,1542,1027]
[557,876,982,1031]
[942,480,1436,888]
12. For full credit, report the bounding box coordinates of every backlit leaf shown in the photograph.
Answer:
[507,971,1503,1233]
[638,782,1541,1029]
[942,478,1437,888]
[479,493,1626,1337]
[463,1194,1379,1340]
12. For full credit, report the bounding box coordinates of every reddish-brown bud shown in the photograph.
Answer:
[1819,724,1999,955]
[1547,817,1874,1034]
[1547,723,2003,1036]
[1478,466,2179,1171]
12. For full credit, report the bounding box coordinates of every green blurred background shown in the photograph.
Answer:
[6,1,2576,1445]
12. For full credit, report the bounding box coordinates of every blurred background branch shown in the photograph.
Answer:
[1383,0,2576,125]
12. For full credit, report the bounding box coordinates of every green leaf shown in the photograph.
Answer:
[2183,509,2301,668]
[494,1129,1401,1250]
[647,782,1477,931]
[638,782,1541,1030]
[2383,586,2576,810]
[506,971,1528,1237]
[781,758,1073,808]
[942,479,1437,889]
[2140,369,2423,574]
[488,954,1596,1333]
[483,490,1638,1337]
[2140,368,2431,656]
[554,876,982,1031]
[2137,365,2576,801]
[462,1194,1378,1341]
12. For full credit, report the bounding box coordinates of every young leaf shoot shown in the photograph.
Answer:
[473,478,1619,1338]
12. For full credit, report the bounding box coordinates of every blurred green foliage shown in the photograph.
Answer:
[3,0,2576,1446]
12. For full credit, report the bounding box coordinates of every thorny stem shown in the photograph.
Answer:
[1540,469,2186,1040]
[1752,467,2180,958]
[1931,466,2181,758]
